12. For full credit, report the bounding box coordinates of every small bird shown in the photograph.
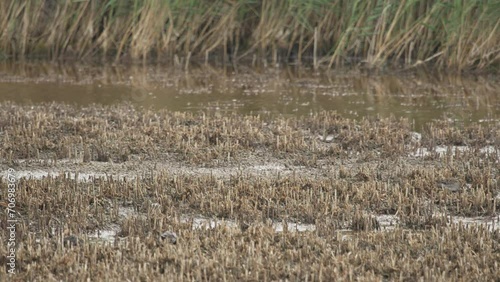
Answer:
[63,235,83,247]
[160,231,177,245]
[437,179,462,192]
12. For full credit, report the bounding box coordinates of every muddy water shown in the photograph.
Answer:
[0,62,498,129]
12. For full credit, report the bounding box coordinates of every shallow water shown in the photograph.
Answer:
[0,62,498,130]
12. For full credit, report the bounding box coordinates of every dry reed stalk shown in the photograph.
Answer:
[0,0,498,69]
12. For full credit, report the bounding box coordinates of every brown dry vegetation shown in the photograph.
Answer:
[0,0,499,71]
[0,102,499,281]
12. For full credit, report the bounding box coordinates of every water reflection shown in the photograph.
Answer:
[0,61,498,129]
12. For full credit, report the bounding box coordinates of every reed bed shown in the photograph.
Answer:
[0,102,499,280]
[0,0,498,71]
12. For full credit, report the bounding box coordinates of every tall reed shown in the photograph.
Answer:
[0,0,498,71]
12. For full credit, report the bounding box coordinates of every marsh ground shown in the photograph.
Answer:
[1,0,499,278]
[0,102,498,281]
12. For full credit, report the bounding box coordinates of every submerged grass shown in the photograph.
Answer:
[0,0,498,71]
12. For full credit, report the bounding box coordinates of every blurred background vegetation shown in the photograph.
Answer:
[1,0,499,71]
